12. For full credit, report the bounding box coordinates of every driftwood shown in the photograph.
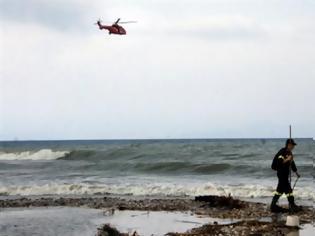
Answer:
[96,224,127,236]
[97,224,138,236]
[194,195,245,209]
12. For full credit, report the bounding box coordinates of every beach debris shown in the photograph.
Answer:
[96,224,139,236]
[167,220,301,236]
[96,224,128,236]
[286,215,300,227]
[131,231,139,236]
[194,195,245,209]
[103,208,115,216]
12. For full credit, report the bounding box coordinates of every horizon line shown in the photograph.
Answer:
[0,137,314,142]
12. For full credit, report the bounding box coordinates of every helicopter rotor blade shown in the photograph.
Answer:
[95,18,136,25]
[94,18,102,25]
[114,18,121,24]
[119,21,137,24]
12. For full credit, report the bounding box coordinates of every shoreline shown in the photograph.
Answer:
[1,195,314,235]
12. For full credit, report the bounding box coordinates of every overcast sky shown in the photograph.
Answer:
[0,0,314,140]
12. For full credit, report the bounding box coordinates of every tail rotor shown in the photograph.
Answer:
[94,18,102,25]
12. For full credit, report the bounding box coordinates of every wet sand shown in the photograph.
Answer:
[0,207,218,236]
[0,195,314,235]
[0,207,103,236]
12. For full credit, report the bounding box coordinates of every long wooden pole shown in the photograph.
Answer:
[289,125,295,184]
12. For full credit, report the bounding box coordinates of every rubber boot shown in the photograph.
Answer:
[270,194,281,212]
[288,195,302,212]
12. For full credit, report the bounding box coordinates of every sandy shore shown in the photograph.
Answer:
[0,195,314,235]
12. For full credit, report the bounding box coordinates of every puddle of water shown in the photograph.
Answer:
[0,207,228,236]
[0,207,104,236]
[1,207,312,236]
[100,210,234,235]
[298,223,315,236]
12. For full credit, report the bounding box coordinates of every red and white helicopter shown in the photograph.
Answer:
[95,18,136,35]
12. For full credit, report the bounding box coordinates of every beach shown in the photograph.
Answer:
[0,139,314,235]
[0,195,314,235]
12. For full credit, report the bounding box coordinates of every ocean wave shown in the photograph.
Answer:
[131,162,237,174]
[61,150,98,160]
[0,149,69,161]
[59,148,148,161]
[1,182,314,201]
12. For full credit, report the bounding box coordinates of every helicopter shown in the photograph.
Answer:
[95,18,136,35]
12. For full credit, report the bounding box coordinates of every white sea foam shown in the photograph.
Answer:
[0,149,69,160]
[1,182,314,201]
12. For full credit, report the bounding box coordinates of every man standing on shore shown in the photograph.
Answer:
[270,139,301,212]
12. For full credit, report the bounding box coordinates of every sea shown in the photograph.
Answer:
[0,139,314,203]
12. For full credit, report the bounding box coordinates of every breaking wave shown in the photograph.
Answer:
[0,182,314,201]
[0,149,69,161]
